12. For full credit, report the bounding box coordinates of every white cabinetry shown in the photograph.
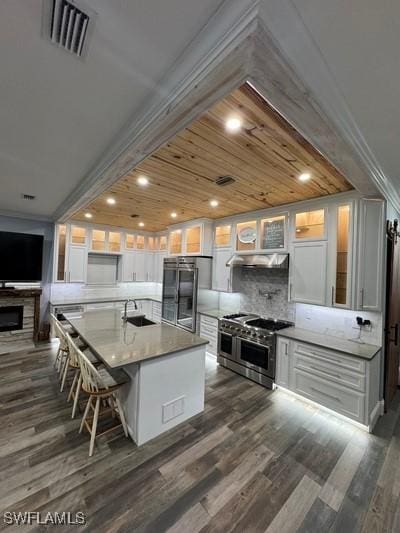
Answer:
[275,337,290,388]
[67,246,87,282]
[275,336,381,429]
[199,314,218,356]
[290,242,327,305]
[356,199,384,311]
[122,253,135,282]
[168,219,213,256]
[212,248,233,291]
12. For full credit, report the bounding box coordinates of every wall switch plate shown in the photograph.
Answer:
[162,396,185,424]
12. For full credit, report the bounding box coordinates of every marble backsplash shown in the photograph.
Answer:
[236,269,295,321]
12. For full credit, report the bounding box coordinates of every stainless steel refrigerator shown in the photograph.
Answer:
[161,256,212,332]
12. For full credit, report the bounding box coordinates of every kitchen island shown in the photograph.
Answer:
[65,309,208,445]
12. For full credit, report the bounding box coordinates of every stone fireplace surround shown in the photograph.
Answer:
[0,289,41,354]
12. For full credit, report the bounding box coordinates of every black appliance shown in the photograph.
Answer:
[0,231,44,286]
[217,313,293,388]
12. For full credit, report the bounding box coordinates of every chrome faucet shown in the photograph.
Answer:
[123,299,138,321]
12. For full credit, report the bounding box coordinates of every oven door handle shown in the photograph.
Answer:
[237,336,269,349]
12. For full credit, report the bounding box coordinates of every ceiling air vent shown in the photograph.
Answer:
[45,0,95,58]
[130,214,139,219]
[215,176,236,186]
[21,194,36,200]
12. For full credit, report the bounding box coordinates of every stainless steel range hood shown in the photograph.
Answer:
[226,253,289,269]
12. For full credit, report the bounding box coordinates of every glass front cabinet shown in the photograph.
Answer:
[329,203,353,308]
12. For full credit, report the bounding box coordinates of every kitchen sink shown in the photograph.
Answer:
[125,316,156,327]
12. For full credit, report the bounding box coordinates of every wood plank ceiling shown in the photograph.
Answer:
[72,83,352,232]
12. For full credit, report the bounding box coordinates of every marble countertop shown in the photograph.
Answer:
[65,309,208,368]
[50,294,162,306]
[277,327,381,360]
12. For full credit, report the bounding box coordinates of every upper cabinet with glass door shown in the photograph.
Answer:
[169,230,182,255]
[168,220,212,255]
[70,225,87,246]
[333,204,352,307]
[214,225,232,248]
[89,229,121,253]
[294,209,326,240]
[260,215,286,251]
[55,224,67,281]
[235,220,257,252]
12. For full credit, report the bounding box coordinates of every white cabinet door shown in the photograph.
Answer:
[291,241,327,305]
[68,246,87,283]
[357,199,384,311]
[276,337,290,388]
[135,251,146,281]
[146,252,155,282]
[122,253,135,282]
[212,248,233,291]
[155,252,167,283]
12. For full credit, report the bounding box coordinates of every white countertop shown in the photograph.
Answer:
[65,309,208,368]
[277,327,381,360]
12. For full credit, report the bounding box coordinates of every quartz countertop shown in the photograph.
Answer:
[277,327,381,360]
[65,309,208,368]
[50,294,162,306]
[197,308,237,319]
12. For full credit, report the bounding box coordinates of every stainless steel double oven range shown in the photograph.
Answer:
[218,313,293,388]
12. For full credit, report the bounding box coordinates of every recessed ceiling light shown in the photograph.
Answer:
[138,222,145,227]
[225,117,242,133]
[171,212,177,218]
[210,199,219,207]
[106,197,116,205]
[137,175,149,186]
[299,172,311,182]
[84,213,93,219]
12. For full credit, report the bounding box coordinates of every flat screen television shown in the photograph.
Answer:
[0,231,44,283]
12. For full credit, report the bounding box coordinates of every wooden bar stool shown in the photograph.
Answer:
[69,338,129,457]
[64,332,102,419]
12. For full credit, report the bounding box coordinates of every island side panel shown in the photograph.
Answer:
[136,345,206,446]
[119,363,140,443]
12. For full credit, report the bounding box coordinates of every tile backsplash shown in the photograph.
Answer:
[295,304,383,345]
[50,282,162,303]
[236,269,295,321]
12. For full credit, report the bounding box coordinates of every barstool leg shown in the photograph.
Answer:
[60,358,69,392]
[54,345,61,369]
[89,397,100,457]
[68,370,78,402]
[79,396,92,433]
[72,373,82,419]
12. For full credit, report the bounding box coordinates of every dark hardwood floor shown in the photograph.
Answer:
[1,343,399,532]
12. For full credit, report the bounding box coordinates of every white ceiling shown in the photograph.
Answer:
[0,0,224,218]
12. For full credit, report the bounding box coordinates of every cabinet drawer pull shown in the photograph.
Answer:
[310,386,341,403]
[309,365,341,379]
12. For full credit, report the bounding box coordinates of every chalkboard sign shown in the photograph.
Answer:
[262,218,285,249]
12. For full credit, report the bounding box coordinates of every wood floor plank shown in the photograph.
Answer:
[265,474,321,533]
[1,343,400,533]
[319,440,366,511]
